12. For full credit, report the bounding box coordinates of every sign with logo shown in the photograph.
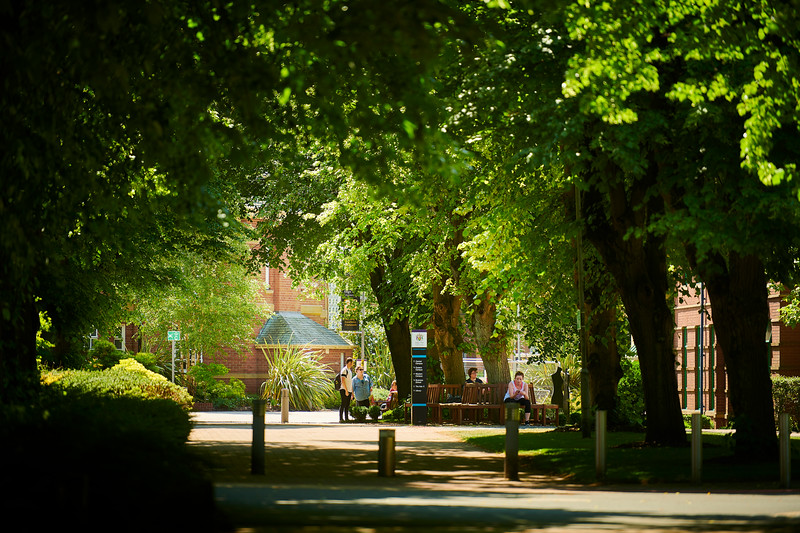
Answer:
[411,329,428,425]
[167,330,181,342]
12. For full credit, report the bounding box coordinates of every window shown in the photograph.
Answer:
[88,329,99,351]
[264,263,271,290]
[114,325,125,351]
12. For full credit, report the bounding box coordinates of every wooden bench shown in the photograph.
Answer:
[447,383,506,425]
[530,384,559,426]
[405,384,464,424]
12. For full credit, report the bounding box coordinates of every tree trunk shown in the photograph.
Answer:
[432,279,465,383]
[584,181,686,446]
[471,291,510,384]
[0,289,40,403]
[368,263,411,401]
[585,292,622,414]
[693,251,777,457]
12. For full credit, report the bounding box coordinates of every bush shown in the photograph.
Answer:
[131,351,159,373]
[43,358,193,410]
[683,413,714,429]
[260,342,334,410]
[773,375,800,431]
[615,358,645,429]
[88,339,124,369]
[368,404,382,421]
[382,406,405,422]
[187,362,247,406]
[351,405,369,422]
[0,387,215,530]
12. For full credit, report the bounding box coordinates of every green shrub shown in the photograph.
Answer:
[772,375,800,431]
[132,351,159,373]
[260,341,334,410]
[683,413,714,429]
[351,405,369,422]
[88,339,124,369]
[43,358,193,410]
[382,406,405,422]
[615,357,645,429]
[368,404,382,421]
[187,362,247,405]
[371,386,389,402]
[1,387,212,530]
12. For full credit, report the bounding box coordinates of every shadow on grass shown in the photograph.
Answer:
[463,429,800,486]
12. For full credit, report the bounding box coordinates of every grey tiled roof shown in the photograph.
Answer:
[255,311,352,347]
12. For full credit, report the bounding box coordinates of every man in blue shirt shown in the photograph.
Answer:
[352,366,372,407]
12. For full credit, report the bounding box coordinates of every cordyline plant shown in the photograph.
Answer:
[259,341,334,410]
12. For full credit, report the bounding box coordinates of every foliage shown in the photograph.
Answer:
[382,406,406,423]
[187,362,247,403]
[43,358,193,410]
[365,343,395,389]
[0,386,212,529]
[371,386,390,403]
[615,358,646,429]
[126,247,266,363]
[87,339,124,370]
[259,342,334,410]
[773,375,800,431]
[350,405,369,423]
[368,404,382,421]
[683,413,714,430]
[130,351,160,374]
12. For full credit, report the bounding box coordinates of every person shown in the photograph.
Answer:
[465,367,484,384]
[339,358,354,422]
[387,380,398,408]
[504,370,532,425]
[551,366,564,407]
[352,366,372,407]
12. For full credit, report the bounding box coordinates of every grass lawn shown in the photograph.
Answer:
[460,428,800,486]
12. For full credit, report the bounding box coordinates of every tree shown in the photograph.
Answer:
[0,0,466,401]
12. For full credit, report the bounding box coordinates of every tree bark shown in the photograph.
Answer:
[583,180,686,446]
[471,291,510,384]
[585,288,622,414]
[0,289,40,403]
[433,278,466,383]
[691,251,777,457]
[368,261,411,401]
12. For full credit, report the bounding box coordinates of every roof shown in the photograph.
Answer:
[255,311,353,348]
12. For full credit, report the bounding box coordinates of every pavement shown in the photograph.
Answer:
[188,410,800,533]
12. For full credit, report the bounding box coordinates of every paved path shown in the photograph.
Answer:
[189,410,800,532]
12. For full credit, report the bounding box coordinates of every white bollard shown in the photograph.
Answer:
[281,388,290,424]
[595,410,607,480]
[692,412,702,484]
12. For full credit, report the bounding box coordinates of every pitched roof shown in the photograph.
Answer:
[255,311,352,348]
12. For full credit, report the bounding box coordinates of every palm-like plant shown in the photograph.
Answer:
[259,341,334,410]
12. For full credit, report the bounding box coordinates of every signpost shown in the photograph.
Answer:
[411,330,427,425]
[168,330,180,382]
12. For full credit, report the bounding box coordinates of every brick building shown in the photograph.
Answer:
[673,285,800,427]
[206,260,354,394]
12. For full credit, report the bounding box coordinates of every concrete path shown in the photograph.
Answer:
[189,410,800,532]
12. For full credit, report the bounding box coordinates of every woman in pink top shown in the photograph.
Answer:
[504,370,532,425]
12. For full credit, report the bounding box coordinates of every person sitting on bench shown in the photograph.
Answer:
[504,370,532,425]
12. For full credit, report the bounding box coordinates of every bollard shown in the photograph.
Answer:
[505,405,520,481]
[691,412,702,484]
[281,388,290,424]
[595,410,607,480]
[378,429,396,477]
[780,413,791,489]
[251,399,266,475]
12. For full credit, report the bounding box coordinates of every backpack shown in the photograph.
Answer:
[333,372,342,390]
